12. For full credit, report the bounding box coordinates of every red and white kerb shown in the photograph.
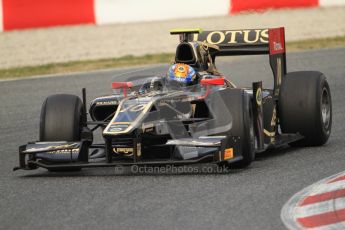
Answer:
[282,171,345,229]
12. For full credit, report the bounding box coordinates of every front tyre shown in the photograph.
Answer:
[40,94,84,142]
[39,94,84,171]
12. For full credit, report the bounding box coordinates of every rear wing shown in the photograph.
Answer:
[194,27,287,97]
[194,27,286,56]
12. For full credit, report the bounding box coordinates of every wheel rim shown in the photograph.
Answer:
[321,87,331,130]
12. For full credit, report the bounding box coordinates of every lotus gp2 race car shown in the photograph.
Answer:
[14,27,332,172]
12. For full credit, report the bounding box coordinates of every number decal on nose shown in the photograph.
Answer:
[120,104,148,113]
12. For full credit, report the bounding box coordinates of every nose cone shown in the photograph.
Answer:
[103,98,153,136]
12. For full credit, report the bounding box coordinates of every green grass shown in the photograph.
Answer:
[287,36,345,51]
[1,36,345,79]
[0,53,175,80]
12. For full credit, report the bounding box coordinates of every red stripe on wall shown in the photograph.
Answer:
[297,208,345,228]
[3,0,95,31]
[230,0,319,14]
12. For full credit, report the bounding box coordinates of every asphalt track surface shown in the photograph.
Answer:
[1,48,345,230]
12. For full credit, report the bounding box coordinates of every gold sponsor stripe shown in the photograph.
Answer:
[264,129,275,137]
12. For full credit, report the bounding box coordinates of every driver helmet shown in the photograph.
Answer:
[167,63,197,87]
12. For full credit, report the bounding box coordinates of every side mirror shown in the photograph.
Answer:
[200,78,225,86]
[111,82,133,89]
[111,82,133,97]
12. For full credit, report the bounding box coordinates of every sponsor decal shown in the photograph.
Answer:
[142,123,154,130]
[264,129,275,137]
[108,123,130,132]
[273,42,283,52]
[224,148,234,160]
[271,107,277,127]
[120,104,148,113]
[24,143,80,153]
[96,101,117,105]
[269,28,285,55]
[137,143,142,157]
[275,57,282,96]
[144,127,154,133]
[256,88,262,106]
[113,147,133,155]
[47,149,79,154]
[196,29,269,45]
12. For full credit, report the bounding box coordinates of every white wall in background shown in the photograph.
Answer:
[95,0,230,25]
[320,0,345,6]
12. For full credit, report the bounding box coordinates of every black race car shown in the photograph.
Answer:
[14,27,332,172]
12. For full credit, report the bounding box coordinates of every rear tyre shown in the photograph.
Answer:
[40,94,84,171]
[279,71,332,146]
[219,90,255,169]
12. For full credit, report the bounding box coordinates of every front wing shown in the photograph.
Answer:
[14,136,242,171]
